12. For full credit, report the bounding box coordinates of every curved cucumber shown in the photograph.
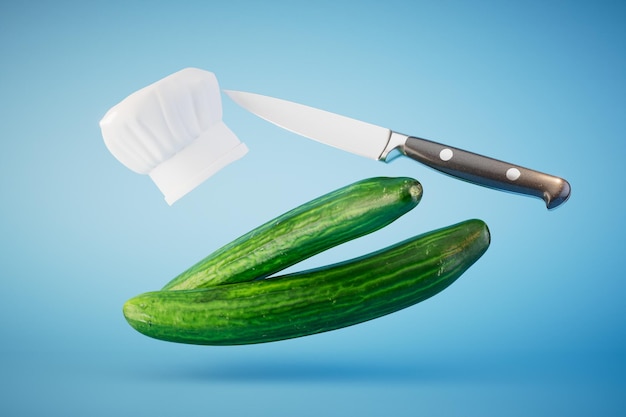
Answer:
[162,177,422,290]
[124,219,490,345]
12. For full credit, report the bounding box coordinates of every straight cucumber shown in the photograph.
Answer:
[124,219,490,345]
[162,177,422,290]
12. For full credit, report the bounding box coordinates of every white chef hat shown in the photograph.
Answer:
[99,68,248,205]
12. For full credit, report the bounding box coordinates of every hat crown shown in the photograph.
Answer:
[100,68,223,174]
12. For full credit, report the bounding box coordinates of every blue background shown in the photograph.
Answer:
[1,1,624,416]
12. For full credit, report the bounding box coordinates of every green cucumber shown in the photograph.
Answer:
[124,219,490,345]
[162,177,422,290]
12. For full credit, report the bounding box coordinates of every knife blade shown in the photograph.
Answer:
[225,90,570,209]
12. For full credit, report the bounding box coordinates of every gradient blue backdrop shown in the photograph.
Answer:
[1,1,624,416]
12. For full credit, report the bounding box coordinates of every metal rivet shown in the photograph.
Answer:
[506,168,521,181]
[439,148,453,161]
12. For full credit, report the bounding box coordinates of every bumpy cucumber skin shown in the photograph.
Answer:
[162,177,422,290]
[124,219,490,345]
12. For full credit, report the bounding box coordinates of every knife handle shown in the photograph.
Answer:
[402,136,571,209]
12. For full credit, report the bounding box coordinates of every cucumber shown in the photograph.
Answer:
[162,177,423,290]
[124,219,490,345]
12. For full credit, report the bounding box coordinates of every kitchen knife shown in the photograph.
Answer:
[225,90,570,209]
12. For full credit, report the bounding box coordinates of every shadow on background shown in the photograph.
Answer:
[128,348,626,385]
[184,358,432,383]
[137,353,491,384]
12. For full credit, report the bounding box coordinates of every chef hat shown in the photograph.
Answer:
[99,68,248,205]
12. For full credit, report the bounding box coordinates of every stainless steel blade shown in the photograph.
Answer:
[224,90,392,160]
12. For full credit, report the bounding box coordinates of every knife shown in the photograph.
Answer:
[225,90,571,209]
